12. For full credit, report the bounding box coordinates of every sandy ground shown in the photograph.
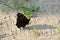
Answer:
[0,0,60,40]
[0,10,60,40]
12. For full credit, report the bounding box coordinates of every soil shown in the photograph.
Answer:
[0,11,60,40]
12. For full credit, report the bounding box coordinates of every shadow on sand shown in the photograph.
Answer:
[24,24,56,30]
